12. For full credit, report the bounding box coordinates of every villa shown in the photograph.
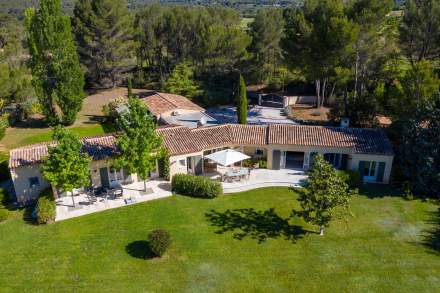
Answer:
[9,123,394,207]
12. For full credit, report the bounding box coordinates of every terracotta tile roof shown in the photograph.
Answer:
[139,91,204,116]
[9,124,393,169]
[9,135,118,169]
[267,124,394,155]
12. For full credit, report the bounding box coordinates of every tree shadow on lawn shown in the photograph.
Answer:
[421,209,440,255]
[205,208,310,243]
[126,240,156,259]
[358,184,405,199]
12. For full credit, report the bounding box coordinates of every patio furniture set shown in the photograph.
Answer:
[83,186,131,204]
[204,149,253,183]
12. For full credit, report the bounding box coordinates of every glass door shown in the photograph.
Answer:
[363,161,377,182]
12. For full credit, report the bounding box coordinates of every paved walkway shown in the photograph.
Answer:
[55,180,172,221]
[222,169,307,193]
[55,170,307,221]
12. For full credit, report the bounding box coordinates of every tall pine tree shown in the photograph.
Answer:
[73,0,135,88]
[25,0,85,125]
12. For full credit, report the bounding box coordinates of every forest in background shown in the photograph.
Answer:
[1,0,406,18]
[1,0,439,197]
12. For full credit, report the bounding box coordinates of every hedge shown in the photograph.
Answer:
[36,188,56,224]
[171,174,222,198]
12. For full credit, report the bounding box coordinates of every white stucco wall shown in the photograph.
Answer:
[10,164,50,203]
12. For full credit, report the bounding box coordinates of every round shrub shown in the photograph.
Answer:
[171,174,222,198]
[36,189,56,224]
[148,229,171,257]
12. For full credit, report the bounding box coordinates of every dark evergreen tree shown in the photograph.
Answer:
[399,0,440,63]
[394,95,440,197]
[248,9,284,84]
[25,0,85,125]
[73,0,135,88]
[235,74,247,124]
[282,0,357,108]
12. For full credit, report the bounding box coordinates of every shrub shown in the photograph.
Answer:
[171,174,222,198]
[148,229,171,257]
[36,189,56,224]
[242,157,267,169]
[101,96,126,122]
[338,170,361,188]
[258,158,268,169]
[0,208,8,223]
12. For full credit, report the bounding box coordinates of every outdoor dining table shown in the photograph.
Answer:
[223,167,249,182]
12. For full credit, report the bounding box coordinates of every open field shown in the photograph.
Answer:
[0,186,439,292]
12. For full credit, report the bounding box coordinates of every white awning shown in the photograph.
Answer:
[204,149,250,167]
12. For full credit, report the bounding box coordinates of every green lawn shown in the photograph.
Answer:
[0,123,113,151]
[0,187,439,292]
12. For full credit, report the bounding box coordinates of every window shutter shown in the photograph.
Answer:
[376,162,386,183]
[310,152,318,167]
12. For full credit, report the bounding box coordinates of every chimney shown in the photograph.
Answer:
[340,117,350,128]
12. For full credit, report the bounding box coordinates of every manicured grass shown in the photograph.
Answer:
[0,187,439,292]
[1,124,113,151]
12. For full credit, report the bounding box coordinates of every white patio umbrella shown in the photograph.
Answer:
[204,149,250,167]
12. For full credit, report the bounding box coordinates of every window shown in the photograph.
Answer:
[179,159,186,167]
[364,161,377,177]
[29,177,40,188]
[359,161,379,182]
[187,157,193,170]
[324,153,342,169]
[255,148,264,156]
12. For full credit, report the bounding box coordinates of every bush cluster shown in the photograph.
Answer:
[171,174,222,198]
[148,229,171,257]
[242,157,267,169]
[36,189,56,224]
[338,170,361,188]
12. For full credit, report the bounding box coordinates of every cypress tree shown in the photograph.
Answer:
[235,74,247,124]
[73,0,134,88]
[25,0,85,125]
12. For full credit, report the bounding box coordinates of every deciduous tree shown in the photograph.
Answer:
[42,127,91,206]
[25,0,85,125]
[114,97,163,191]
[293,154,353,236]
